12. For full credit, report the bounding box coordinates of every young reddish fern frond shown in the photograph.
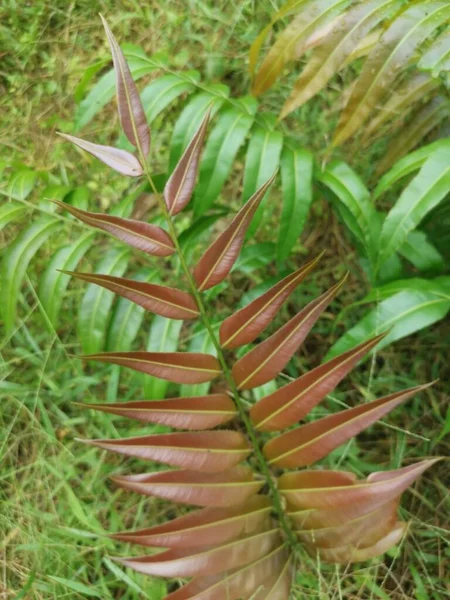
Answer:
[58,18,440,600]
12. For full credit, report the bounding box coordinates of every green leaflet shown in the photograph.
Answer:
[363,73,440,145]
[38,232,95,328]
[253,380,278,402]
[39,184,71,212]
[141,71,200,124]
[377,96,450,174]
[0,202,26,231]
[74,45,159,131]
[106,268,159,352]
[180,326,219,398]
[193,98,258,216]
[7,169,38,200]
[377,146,450,270]
[281,0,402,117]
[111,183,148,218]
[1,216,59,335]
[77,247,129,354]
[358,277,443,304]
[375,253,403,284]
[233,243,275,275]
[249,0,311,77]
[318,161,378,266]
[73,58,108,103]
[373,140,450,200]
[252,0,351,95]
[422,196,450,261]
[178,212,227,265]
[326,279,450,360]
[243,119,283,237]
[397,230,444,273]
[143,316,183,399]
[418,30,450,76]
[106,268,159,403]
[238,277,282,309]
[65,186,91,210]
[334,1,450,146]
[277,147,314,262]
[169,85,230,171]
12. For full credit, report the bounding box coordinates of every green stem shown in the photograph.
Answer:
[139,159,299,552]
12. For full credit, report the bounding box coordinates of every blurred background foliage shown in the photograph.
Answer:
[0,1,449,599]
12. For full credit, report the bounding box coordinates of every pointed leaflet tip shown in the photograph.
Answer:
[164,108,211,216]
[74,394,237,430]
[57,132,143,177]
[52,200,175,257]
[79,351,221,384]
[220,251,325,349]
[110,529,282,578]
[193,172,277,291]
[60,270,199,320]
[74,437,91,445]
[109,497,271,549]
[233,274,348,390]
[79,431,251,473]
[278,458,440,511]
[251,330,388,431]
[110,467,263,507]
[264,382,434,468]
[100,15,150,157]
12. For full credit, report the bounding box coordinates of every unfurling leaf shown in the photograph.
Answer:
[79,351,221,384]
[232,276,347,390]
[58,133,143,177]
[251,333,386,431]
[264,383,432,467]
[220,252,323,349]
[77,394,237,430]
[53,200,175,256]
[111,496,271,548]
[193,173,277,291]
[164,110,210,215]
[112,467,263,507]
[100,15,150,156]
[80,430,250,472]
[62,271,199,320]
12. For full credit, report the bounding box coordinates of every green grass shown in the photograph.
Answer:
[1,1,449,598]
